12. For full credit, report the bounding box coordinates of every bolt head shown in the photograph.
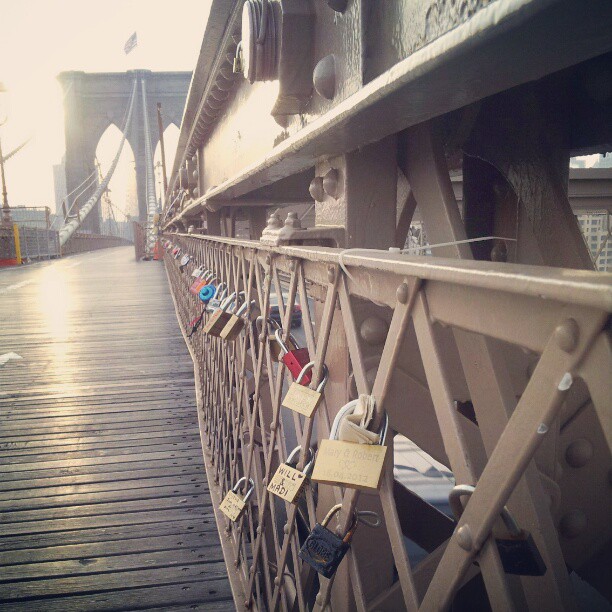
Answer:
[456,525,473,551]
[327,265,335,283]
[565,438,593,468]
[554,318,579,353]
[396,282,409,304]
[309,176,325,202]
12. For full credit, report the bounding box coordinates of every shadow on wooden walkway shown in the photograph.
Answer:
[0,247,233,611]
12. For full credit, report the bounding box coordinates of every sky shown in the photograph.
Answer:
[0,0,211,217]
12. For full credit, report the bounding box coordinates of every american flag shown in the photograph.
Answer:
[124,32,138,55]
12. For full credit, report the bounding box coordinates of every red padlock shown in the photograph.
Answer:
[275,329,311,385]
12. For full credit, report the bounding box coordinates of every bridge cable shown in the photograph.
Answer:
[0,138,31,164]
[58,78,137,247]
[140,78,159,257]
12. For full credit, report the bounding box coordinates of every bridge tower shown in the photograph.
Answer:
[57,70,190,230]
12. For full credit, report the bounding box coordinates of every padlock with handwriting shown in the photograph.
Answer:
[203,292,236,337]
[311,402,388,491]
[220,298,257,341]
[449,485,547,576]
[219,477,255,522]
[299,505,358,578]
[267,446,315,503]
[282,362,328,418]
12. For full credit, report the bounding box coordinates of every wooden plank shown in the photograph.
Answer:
[0,561,230,600]
[0,247,232,608]
[0,531,218,565]
[0,579,235,611]
[0,517,217,552]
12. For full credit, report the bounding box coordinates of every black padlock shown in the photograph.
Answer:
[449,484,547,577]
[299,504,358,578]
[495,521,547,576]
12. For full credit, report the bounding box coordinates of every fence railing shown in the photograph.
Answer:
[18,226,60,261]
[164,232,611,611]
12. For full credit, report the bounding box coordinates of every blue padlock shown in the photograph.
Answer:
[199,283,216,304]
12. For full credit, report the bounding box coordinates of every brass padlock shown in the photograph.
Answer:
[282,362,329,418]
[219,477,255,522]
[311,402,389,491]
[203,292,236,337]
[220,298,255,341]
[449,485,547,576]
[299,504,359,578]
[267,446,315,503]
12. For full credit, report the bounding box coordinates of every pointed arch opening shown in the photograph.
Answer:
[95,124,137,239]
[154,123,180,202]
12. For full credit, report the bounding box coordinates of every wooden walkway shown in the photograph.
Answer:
[0,247,233,611]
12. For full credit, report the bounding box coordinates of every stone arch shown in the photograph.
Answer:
[58,70,191,229]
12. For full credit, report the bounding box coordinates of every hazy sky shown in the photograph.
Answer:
[0,0,211,215]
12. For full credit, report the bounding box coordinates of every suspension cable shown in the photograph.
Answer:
[59,79,137,247]
[140,78,158,257]
[0,138,31,164]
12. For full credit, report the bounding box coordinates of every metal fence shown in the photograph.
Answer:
[164,233,611,611]
[17,226,60,261]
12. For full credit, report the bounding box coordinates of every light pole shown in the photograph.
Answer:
[0,82,12,228]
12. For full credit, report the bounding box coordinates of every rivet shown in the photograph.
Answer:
[289,259,296,272]
[234,559,240,567]
[244,599,252,609]
[490,241,507,262]
[262,477,268,487]
[256,526,262,535]
[265,255,271,265]
[323,168,341,199]
[315,594,325,606]
[309,176,325,202]
[359,316,388,345]
[559,509,587,539]
[565,438,593,468]
[456,525,473,551]
[274,577,283,586]
[554,319,579,353]
[313,55,336,100]
[327,265,336,283]
[396,282,409,304]
[283,523,290,534]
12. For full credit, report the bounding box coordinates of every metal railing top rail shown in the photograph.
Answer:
[170,233,612,312]
[165,231,611,611]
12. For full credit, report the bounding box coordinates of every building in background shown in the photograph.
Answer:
[53,156,67,217]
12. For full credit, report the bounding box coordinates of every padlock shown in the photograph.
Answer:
[274,329,311,384]
[282,362,329,418]
[311,402,389,491]
[198,283,217,304]
[172,247,181,259]
[190,271,214,296]
[220,298,256,341]
[449,485,547,576]
[187,309,206,338]
[205,283,228,312]
[191,265,205,278]
[268,445,315,503]
[219,477,255,522]
[203,292,237,337]
[299,504,358,578]
[179,254,191,272]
